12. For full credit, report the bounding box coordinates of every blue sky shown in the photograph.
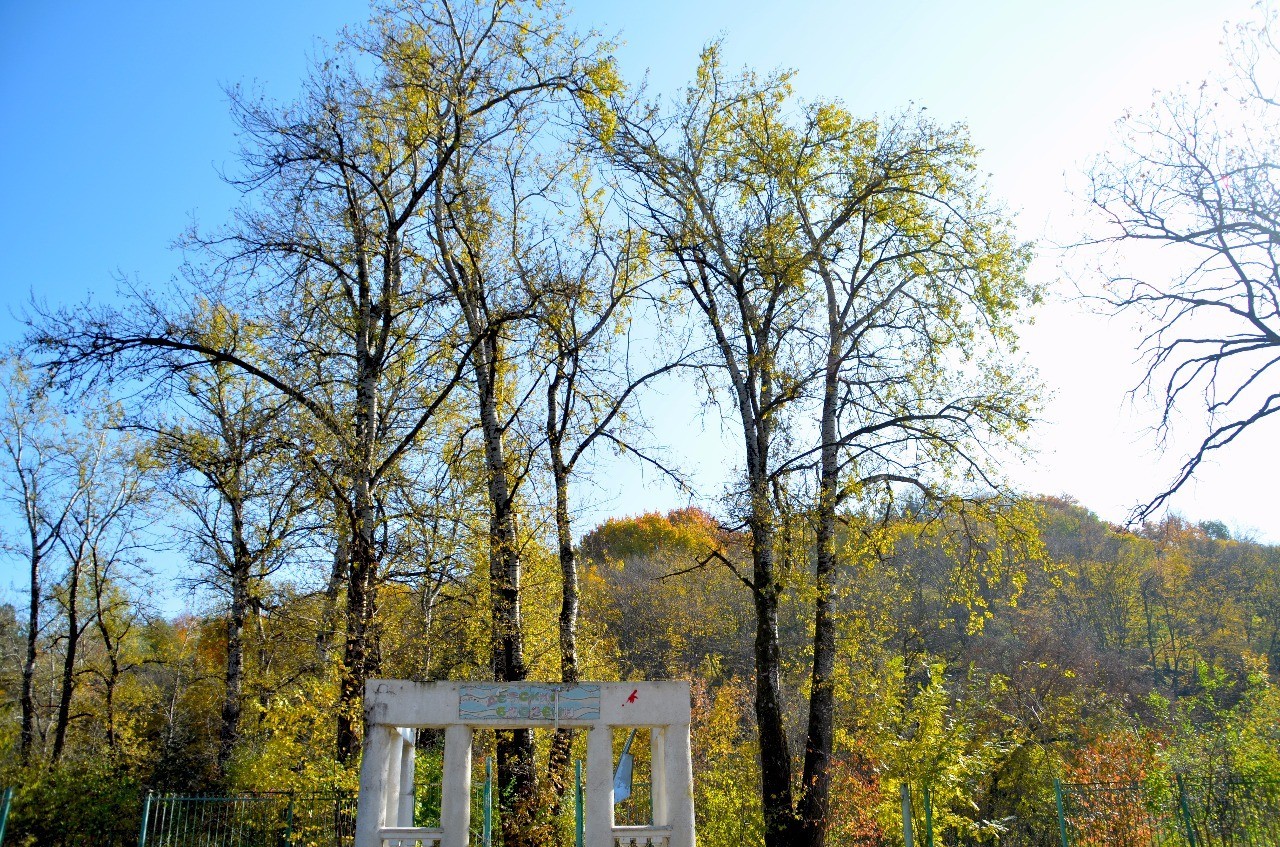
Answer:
[1,0,1274,557]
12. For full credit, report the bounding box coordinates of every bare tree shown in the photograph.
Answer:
[83,513,154,753]
[377,7,620,833]
[427,91,574,847]
[49,417,153,763]
[147,338,310,775]
[0,357,87,762]
[1088,4,1280,521]
[29,0,609,764]
[531,193,691,805]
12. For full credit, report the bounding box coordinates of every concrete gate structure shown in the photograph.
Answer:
[354,680,696,847]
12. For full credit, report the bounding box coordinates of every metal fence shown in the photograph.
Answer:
[137,792,356,847]
[0,787,12,847]
[135,756,581,847]
[1180,778,1280,847]
[1055,777,1280,847]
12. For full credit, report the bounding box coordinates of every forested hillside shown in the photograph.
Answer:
[1,492,1276,845]
[582,502,1280,844]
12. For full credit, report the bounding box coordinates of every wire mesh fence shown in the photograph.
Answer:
[1179,778,1280,847]
[612,779,652,827]
[1056,777,1280,847]
[1056,779,1184,847]
[138,792,356,847]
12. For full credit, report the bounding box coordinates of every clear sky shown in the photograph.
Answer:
[1,0,1273,546]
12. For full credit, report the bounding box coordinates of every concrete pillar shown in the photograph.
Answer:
[650,727,668,827]
[398,730,416,828]
[584,722,614,846]
[384,729,404,826]
[440,723,473,847]
[355,724,398,847]
[664,723,695,847]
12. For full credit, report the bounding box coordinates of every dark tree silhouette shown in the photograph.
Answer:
[1089,6,1280,521]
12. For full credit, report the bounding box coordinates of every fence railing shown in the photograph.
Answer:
[1055,777,1280,847]
[138,792,356,847]
[137,757,590,847]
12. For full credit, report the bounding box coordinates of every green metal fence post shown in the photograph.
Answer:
[483,755,493,847]
[138,789,153,847]
[901,783,914,847]
[1053,779,1069,847]
[0,786,13,847]
[284,793,295,847]
[575,760,584,847]
[1175,774,1198,847]
[923,783,933,847]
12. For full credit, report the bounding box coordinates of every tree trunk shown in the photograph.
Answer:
[798,361,841,847]
[337,504,378,763]
[728,341,798,847]
[317,522,349,666]
[1141,583,1161,688]
[100,625,120,752]
[546,427,579,811]
[51,550,82,763]
[20,542,40,763]
[750,492,797,847]
[338,293,381,764]
[743,407,797,846]
[474,337,537,847]
[104,671,117,750]
[90,558,121,751]
[218,514,250,774]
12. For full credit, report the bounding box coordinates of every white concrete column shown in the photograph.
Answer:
[355,724,398,847]
[650,727,668,827]
[664,723,695,847]
[584,722,614,846]
[384,729,404,826]
[440,723,473,847]
[398,730,416,827]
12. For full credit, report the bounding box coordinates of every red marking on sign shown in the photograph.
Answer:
[625,689,638,705]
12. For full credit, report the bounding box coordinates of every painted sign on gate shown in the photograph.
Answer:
[458,683,601,721]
